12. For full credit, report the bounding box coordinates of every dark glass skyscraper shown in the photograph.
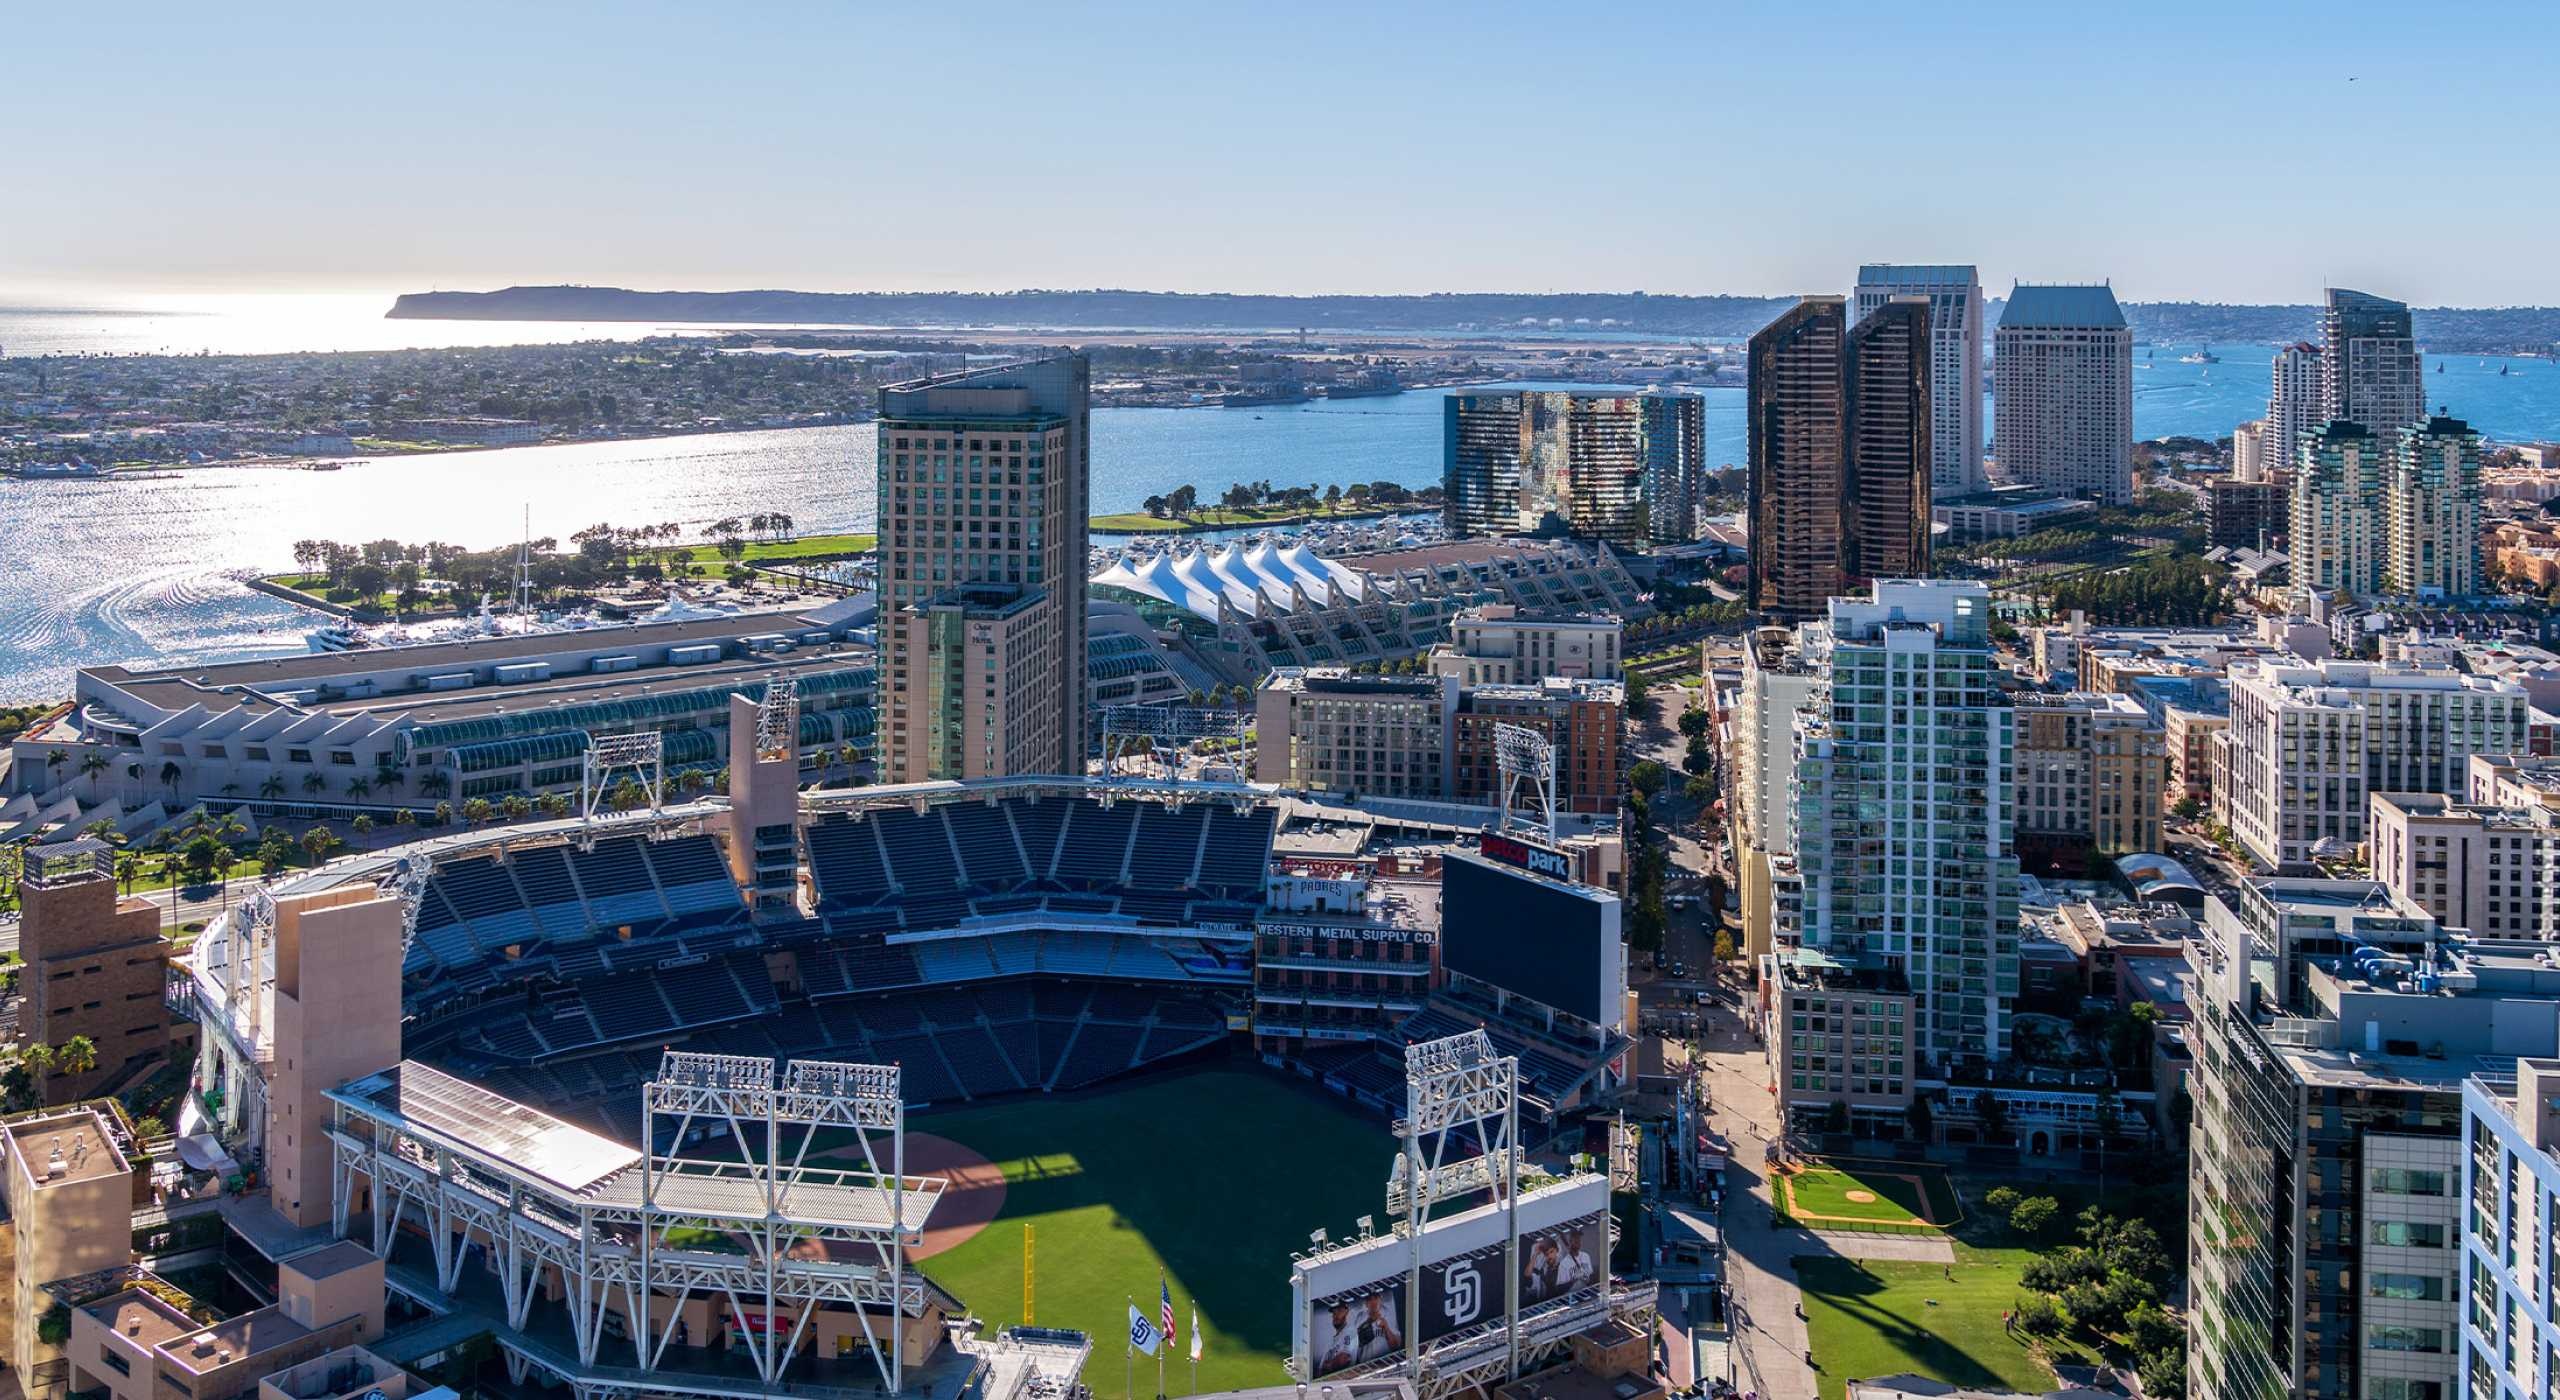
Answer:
[1843,296,1933,585]
[1747,296,1932,620]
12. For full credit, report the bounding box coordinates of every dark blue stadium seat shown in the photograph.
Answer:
[1008,797,1070,881]
[945,803,1028,888]
[1127,806,1206,889]
[1196,806,1277,894]
[572,838,667,927]
[805,818,893,907]
[1055,801,1135,886]
[874,809,962,893]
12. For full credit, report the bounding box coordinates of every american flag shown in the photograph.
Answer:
[1160,1276,1177,1348]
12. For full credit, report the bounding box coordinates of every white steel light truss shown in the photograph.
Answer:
[1396,1030,1525,1391]
[1493,722,1557,843]
[753,677,799,763]
[216,888,278,1058]
[581,730,665,825]
[328,1054,944,1400]
[1098,704,1252,792]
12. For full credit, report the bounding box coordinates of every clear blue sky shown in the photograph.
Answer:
[9,1,2555,304]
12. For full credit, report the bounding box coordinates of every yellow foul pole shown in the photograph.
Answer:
[1023,1222,1035,1324]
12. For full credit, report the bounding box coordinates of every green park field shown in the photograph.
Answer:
[1798,1247,2090,1400]
[912,1068,1393,1397]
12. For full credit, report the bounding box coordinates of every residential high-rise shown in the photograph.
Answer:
[1747,297,1931,620]
[1854,264,1984,496]
[1733,626,1823,964]
[2460,1060,2560,1400]
[2213,658,2530,869]
[1443,389,1701,547]
[2292,419,2387,594]
[2291,415,2484,600]
[2231,418,2271,482]
[876,356,1089,782]
[2268,340,2325,475]
[1843,295,1934,585]
[1784,579,2018,1065]
[2184,883,2557,1400]
[1992,284,2134,504]
[2383,415,2484,599]
[1747,298,1850,619]
[2322,287,2426,434]
[2368,792,2560,939]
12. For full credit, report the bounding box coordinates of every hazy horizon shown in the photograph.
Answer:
[13,2,2560,305]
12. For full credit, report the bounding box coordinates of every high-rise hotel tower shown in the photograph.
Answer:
[876,356,1090,781]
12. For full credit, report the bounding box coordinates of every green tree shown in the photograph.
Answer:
[1675,707,1710,740]
[1627,760,1669,801]
[299,825,339,866]
[2011,1195,2061,1238]
[1984,1185,2021,1218]
[55,1035,98,1079]
[461,798,494,827]
[1711,929,1738,964]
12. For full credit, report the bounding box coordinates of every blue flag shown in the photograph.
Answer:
[1128,1302,1163,1357]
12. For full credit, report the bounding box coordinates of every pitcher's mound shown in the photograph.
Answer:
[907,1133,1006,1260]
[1843,1190,1879,1204]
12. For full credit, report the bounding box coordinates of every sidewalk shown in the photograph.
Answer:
[1694,1009,1817,1400]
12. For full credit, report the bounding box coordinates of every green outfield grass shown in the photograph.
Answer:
[1779,1161,1959,1228]
[1797,1247,2090,1400]
[913,1068,1390,1397]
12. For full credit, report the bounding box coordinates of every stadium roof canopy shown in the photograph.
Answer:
[1092,542,1369,622]
[337,1060,641,1191]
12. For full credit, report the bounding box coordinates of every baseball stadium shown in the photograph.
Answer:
[171,684,1644,1400]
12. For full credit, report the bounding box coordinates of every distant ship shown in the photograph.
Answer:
[2436,361,2445,373]
[9,459,106,479]
[2177,346,2221,364]
[1323,373,1404,399]
[2501,362,2513,376]
[1215,385,1310,408]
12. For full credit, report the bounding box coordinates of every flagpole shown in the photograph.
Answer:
[1126,1296,1136,1400]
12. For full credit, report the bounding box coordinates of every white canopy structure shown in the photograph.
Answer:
[1091,542,1369,622]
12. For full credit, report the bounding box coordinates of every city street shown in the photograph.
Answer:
[1690,995,1817,1400]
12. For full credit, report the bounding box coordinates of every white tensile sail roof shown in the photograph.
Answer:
[1091,542,1369,622]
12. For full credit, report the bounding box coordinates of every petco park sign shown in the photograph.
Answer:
[1479,833,1572,882]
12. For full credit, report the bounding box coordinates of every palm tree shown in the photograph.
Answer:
[55,1036,97,1081]
[259,775,287,800]
[157,760,182,793]
[301,772,326,795]
[78,749,109,799]
[345,778,371,801]
[115,851,142,894]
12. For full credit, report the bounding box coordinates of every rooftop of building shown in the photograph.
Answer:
[1263,667,1451,698]
[80,1287,198,1353]
[163,1307,314,1375]
[1451,603,1623,628]
[1998,283,2127,331]
[2373,792,2557,831]
[1856,264,1979,287]
[1773,946,1910,995]
[8,1108,130,1189]
[1489,1348,1660,1400]
[2231,656,2526,699]
[288,1239,385,1282]
[2053,898,2197,952]
[1464,675,1625,705]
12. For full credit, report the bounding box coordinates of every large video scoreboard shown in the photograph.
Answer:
[1439,844,1622,1027]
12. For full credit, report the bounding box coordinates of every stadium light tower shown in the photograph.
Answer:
[1098,704,1251,795]
[1393,1029,1526,1389]
[1493,722,1557,843]
[753,675,799,763]
[580,729,665,825]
